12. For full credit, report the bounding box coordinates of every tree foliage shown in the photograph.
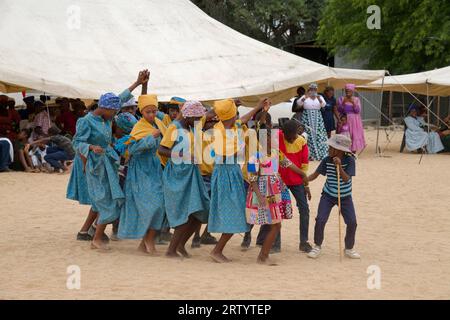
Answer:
[317,0,450,74]
[191,0,325,51]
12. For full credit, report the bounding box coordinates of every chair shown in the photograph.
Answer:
[400,121,407,153]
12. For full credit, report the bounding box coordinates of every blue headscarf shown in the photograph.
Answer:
[407,103,418,114]
[99,92,121,110]
[114,112,137,135]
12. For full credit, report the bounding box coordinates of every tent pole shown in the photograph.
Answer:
[375,73,386,156]
[436,96,440,126]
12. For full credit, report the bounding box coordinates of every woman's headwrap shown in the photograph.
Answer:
[407,103,418,114]
[99,92,121,110]
[138,94,158,113]
[345,83,356,91]
[170,96,186,106]
[114,112,138,134]
[213,99,237,121]
[181,100,206,118]
[121,97,137,108]
[308,83,318,90]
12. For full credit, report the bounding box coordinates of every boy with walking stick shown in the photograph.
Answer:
[306,134,360,259]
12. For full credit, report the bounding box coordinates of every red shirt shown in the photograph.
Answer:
[278,131,309,186]
[56,111,77,136]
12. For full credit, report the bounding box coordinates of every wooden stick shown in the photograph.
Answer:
[336,164,343,262]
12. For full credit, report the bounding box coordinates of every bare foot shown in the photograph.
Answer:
[176,246,191,258]
[165,251,183,259]
[91,240,111,251]
[138,240,159,256]
[257,256,278,266]
[210,252,230,263]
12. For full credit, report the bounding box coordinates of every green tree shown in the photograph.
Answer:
[192,0,325,51]
[317,0,450,74]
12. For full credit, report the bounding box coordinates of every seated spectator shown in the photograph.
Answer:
[438,115,450,152]
[0,128,13,172]
[33,101,51,134]
[10,129,38,172]
[7,98,21,136]
[26,126,75,173]
[404,104,444,154]
[55,98,77,136]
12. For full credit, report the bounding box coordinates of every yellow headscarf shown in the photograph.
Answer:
[213,99,237,121]
[138,95,158,113]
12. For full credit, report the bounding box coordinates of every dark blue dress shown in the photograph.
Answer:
[321,95,336,133]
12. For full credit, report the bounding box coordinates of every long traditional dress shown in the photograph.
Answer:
[404,116,444,153]
[71,112,124,224]
[161,120,210,228]
[337,96,366,152]
[208,121,250,234]
[246,149,293,225]
[321,94,336,134]
[298,96,328,161]
[118,117,167,239]
[67,90,132,211]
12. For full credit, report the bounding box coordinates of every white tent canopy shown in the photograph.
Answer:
[0,0,385,105]
[361,66,450,97]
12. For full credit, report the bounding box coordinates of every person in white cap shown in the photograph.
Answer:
[306,134,360,259]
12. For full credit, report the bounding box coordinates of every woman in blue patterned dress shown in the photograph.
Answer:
[158,101,210,258]
[67,73,146,243]
[118,95,167,255]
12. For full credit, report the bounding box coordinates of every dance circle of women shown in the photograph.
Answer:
[67,72,362,264]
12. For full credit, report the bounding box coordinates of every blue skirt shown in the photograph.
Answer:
[118,151,166,239]
[208,164,249,234]
[66,155,98,211]
[163,161,210,228]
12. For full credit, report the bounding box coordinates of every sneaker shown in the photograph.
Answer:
[307,245,322,259]
[269,247,281,254]
[200,233,218,245]
[76,232,92,241]
[240,233,251,249]
[344,249,361,259]
[191,236,201,248]
[299,242,313,253]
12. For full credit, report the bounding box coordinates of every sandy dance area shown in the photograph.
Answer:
[1,129,449,300]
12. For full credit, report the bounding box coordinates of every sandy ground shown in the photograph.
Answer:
[1,129,449,300]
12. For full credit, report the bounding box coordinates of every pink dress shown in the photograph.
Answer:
[337,97,366,152]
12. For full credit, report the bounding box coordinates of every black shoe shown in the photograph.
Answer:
[155,235,168,245]
[241,233,251,248]
[160,231,173,242]
[200,233,218,245]
[299,242,313,253]
[191,236,201,248]
[270,247,281,254]
[76,232,92,241]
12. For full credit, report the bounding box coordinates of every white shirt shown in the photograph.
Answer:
[297,95,326,110]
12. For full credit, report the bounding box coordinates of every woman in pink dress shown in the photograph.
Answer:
[337,84,366,153]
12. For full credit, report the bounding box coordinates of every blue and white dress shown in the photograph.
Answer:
[118,135,166,239]
[161,121,210,228]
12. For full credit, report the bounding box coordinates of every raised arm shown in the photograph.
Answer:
[239,98,269,125]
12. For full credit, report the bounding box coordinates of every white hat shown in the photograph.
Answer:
[121,97,136,108]
[326,134,352,153]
